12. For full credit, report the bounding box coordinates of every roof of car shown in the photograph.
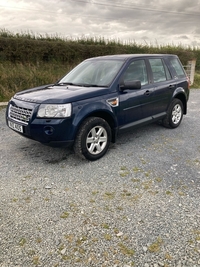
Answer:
[88,54,177,61]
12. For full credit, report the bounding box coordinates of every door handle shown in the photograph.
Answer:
[144,90,152,96]
[169,84,175,89]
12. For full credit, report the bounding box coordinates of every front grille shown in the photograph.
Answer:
[9,104,33,124]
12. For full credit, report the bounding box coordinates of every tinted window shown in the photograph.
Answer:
[168,57,186,78]
[149,58,169,83]
[123,60,148,86]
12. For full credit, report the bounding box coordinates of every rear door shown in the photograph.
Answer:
[167,56,189,100]
[147,57,175,119]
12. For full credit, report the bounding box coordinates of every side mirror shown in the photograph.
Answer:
[120,80,141,91]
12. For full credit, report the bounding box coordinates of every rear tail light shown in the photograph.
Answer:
[186,76,191,88]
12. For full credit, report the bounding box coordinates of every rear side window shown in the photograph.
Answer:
[149,58,171,83]
[168,57,186,78]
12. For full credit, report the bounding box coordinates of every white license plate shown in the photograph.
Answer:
[8,120,23,133]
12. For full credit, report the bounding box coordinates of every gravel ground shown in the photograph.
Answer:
[0,89,200,267]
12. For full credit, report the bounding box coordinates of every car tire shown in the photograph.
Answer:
[74,117,111,161]
[162,99,183,128]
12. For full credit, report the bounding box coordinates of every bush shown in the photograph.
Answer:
[0,29,199,101]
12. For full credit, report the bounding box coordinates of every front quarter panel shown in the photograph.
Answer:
[71,96,119,136]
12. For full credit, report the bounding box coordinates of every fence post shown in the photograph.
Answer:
[184,59,196,85]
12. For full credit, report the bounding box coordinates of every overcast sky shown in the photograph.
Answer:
[0,0,200,47]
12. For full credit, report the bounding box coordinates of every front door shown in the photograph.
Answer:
[118,59,155,128]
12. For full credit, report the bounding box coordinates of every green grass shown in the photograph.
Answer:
[32,256,40,265]
[102,223,110,229]
[148,237,163,253]
[0,29,199,101]
[19,237,27,246]
[192,72,200,88]
[118,242,135,256]
[60,211,70,219]
[104,234,112,241]
[104,192,115,200]
[0,62,74,101]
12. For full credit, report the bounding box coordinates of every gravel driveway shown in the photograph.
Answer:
[0,89,200,267]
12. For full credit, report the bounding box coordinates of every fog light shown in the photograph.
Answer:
[44,126,54,135]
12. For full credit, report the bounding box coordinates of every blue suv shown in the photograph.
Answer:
[6,54,190,160]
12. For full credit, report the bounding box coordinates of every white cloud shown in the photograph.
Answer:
[0,0,199,46]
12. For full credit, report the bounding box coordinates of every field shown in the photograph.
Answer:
[0,62,74,101]
[0,29,199,101]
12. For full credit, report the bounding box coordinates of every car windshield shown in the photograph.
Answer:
[58,59,124,87]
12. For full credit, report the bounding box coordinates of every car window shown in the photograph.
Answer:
[59,59,124,86]
[163,61,172,80]
[123,60,148,86]
[149,58,170,83]
[168,57,186,78]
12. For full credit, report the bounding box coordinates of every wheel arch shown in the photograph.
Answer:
[74,110,118,143]
[172,88,187,114]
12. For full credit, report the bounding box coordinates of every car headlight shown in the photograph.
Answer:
[37,104,72,118]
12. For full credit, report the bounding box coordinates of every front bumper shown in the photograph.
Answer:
[6,99,75,147]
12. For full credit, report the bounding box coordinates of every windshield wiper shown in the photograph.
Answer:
[55,82,108,88]
[56,82,75,86]
[80,84,108,87]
